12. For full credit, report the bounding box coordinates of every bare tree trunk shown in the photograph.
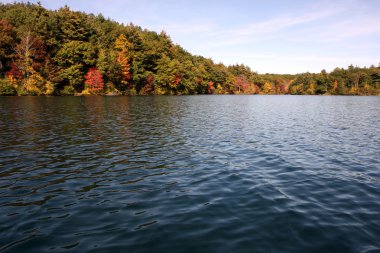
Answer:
[15,31,35,88]
[354,73,359,95]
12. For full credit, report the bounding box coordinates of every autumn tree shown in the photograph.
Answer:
[12,31,46,94]
[208,81,215,94]
[137,73,155,95]
[263,81,273,94]
[234,75,249,94]
[114,34,132,92]
[84,67,104,94]
[14,31,36,81]
[0,19,16,75]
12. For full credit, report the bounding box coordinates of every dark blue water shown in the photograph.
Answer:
[0,95,379,253]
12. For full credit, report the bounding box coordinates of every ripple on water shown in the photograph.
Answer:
[0,96,379,253]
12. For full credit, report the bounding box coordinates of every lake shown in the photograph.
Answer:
[0,95,379,253]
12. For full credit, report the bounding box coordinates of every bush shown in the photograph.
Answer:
[27,86,42,96]
[17,83,42,96]
[128,88,137,96]
[44,81,55,95]
[61,85,75,96]
[0,79,17,95]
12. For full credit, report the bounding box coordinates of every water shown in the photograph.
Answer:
[0,95,379,253]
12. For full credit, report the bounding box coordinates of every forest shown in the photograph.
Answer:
[0,2,379,96]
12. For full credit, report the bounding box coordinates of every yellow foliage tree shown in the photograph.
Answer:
[6,74,18,88]
[21,67,43,95]
[115,34,131,88]
[263,82,272,94]
[306,82,316,95]
[214,84,225,94]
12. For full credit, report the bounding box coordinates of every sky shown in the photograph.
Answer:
[2,0,380,74]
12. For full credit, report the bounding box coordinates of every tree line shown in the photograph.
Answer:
[0,2,379,96]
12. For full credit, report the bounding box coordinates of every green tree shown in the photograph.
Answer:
[57,6,91,41]
[155,55,183,95]
[55,41,96,92]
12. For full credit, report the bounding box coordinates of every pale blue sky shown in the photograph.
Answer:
[3,0,380,74]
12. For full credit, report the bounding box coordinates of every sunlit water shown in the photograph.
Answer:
[0,95,379,253]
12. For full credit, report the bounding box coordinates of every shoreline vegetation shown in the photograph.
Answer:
[0,2,379,96]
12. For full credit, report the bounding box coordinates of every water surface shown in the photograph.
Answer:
[0,95,379,253]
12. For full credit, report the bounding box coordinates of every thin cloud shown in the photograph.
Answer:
[147,18,217,36]
[318,19,380,42]
[179,7,343,48]
[233,9,337,36]
[288,16,380,43]
[213,52,378,63]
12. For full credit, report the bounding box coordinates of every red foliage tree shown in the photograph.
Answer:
[208,81,215,94]
[173,75,181,86]
[280,84,288,94]
[143,73,154,94]
[234,75,249,93]
[15,32,46,74]
[0,19,15,69]
[6,62,23,79]
[84,67,104,93]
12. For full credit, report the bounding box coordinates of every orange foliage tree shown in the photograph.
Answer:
[114,34,131,89]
